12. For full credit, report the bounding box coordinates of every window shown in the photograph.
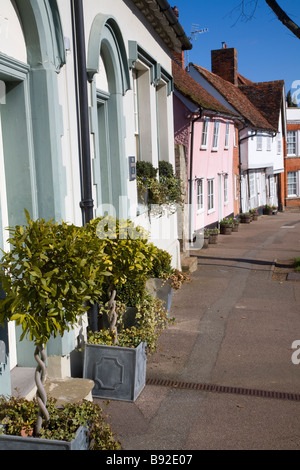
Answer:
[197,178,204,211]
[269,176,274,197]
[256,135,262,151]
[287,131,296,155]
[224,174,229,203]
[201,118,209,148]
[212,121,220,150]
[207,179,214,212]
[234,174,238,200]
[267,136,271,151]
[249,172,255,198]
[287,171,297,197]
[277,134,282,154]
[224,121,230,148]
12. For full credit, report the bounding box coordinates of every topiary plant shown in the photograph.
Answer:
[86,216,158,341]
[0,210,110,435]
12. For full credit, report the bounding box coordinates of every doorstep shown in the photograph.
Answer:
[180,255,198,273]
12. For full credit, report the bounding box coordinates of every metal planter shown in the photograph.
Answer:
[0,426,89,450]
[146,278,173,313]
[83,342,147,402]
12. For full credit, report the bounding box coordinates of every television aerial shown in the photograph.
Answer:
[186,25,209,69]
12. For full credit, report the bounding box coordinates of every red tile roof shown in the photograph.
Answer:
[191,63,278,132]
[239,80,284,130]
[172,59,239,118]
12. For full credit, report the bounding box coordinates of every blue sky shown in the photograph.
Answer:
[174,0,300,96]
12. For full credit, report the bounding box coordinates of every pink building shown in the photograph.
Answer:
[172,57,241,240]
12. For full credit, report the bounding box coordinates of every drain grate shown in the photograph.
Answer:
[146,378,300,402]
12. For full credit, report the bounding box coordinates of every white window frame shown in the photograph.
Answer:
[212,120,220,150]
[201,118,209,149]
[287,131,296,156]
[196,178,204,212]
[224,121,230,149]
[207,178,215,213]
[287,171,298,197]
[224,174,229,204]
[267,135,271,151]
[256,135,262,151]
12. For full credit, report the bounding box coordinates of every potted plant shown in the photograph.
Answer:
[83,216,171,402]
[0,211,112,449]
[203,229,210,248]
[272,205,278,215]
[250,208,259,221]
[263,204,273,215]
[208,227,219,244]
[219,218,233,235]
[136,160,184,210]
[232,217,240,232]
[0,397,121,450]
[240,212,251,223]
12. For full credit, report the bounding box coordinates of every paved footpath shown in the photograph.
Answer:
[94,211,300,450]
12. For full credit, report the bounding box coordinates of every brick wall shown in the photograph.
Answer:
[211,47,238,86]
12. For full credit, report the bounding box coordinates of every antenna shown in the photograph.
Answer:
[186,25,209,70]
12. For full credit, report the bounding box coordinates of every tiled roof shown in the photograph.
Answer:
[239,80,284,130]
[172,59,239,118]
[191,63,277,132]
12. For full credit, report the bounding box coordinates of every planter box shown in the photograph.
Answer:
[0,426,89,450]
[220,225,232,235]
[263,208,273,215]
[232,223,239,232]
[146,278,173,312]
[209,233,218,244]
[240,215,251,223]
[83,342,146,402]
[203,236,209,248]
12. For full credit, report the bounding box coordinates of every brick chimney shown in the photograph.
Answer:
[211,45,238,86]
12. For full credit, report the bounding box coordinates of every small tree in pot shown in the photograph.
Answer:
[0,211,110,436]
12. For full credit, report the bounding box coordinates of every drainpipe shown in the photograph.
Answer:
[71,0,94,226]
[71,0,98,332]
[188,109,202,242]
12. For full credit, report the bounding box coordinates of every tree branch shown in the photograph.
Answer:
[265,0,300,39]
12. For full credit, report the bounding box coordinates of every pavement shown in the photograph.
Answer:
[93,211,300,451]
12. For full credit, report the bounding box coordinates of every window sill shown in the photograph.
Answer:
[207,208,216,214]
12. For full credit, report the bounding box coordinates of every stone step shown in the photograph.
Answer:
[180,255,198,273]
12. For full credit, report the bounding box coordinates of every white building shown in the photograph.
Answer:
[0,0,191,396]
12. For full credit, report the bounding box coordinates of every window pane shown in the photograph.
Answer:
[287,171,297,196]
[287,131,296,155]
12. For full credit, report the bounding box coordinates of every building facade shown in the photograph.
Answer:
[285,107,300,209]
[0,0,190,396]
[189,46,286,214]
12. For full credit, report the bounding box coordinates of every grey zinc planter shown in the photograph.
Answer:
[83,342,146,402]
[0,426,89,450]
[146,278,173,313]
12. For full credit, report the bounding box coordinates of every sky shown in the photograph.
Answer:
[173,0,300,99]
